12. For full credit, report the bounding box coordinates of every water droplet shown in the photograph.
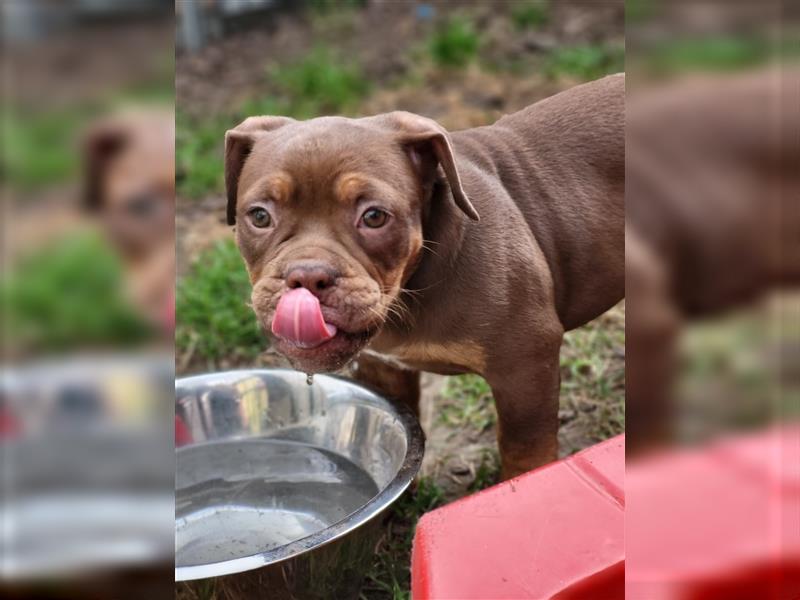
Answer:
[306,373,314,386]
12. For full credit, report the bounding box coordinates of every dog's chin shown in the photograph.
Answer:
[272,329,374,374]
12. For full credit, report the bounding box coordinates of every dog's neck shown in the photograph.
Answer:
[409,179,467,287]
[376,179,468,349]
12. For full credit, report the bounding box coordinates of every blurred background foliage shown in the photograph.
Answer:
[175,1,625,202]
[3,14,174,355]
[2,232,152,354]
[4,50,174,194]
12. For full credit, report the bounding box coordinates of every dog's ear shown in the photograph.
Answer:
[83,121,129,212]
[384,111,479,221]
[225,116,294,225]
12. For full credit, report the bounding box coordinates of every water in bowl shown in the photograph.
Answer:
[175,438,378,567]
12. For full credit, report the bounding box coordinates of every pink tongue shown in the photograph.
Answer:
[271,288,337,348]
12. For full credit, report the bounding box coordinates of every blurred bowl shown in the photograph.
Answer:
[1,355,174,582]
[174,369,424,599]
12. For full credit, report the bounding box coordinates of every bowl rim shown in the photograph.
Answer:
[174,368,425,581]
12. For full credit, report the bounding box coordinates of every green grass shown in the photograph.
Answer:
[4,62,173,194]
[270,46,370,117]
[642,36,776,75]
[560,307,626,441]
[308,0,365,14]
[544,44,625,80]
[511,1,550,30]
[3,107,89,191]
[428,17,481,68]
[176,239,266,369]
[468,449,501,493]
[1,232,150,353]
[176,112,227,199]
[676,301,798,436]
[360,478,444,600]
[625,0,657,24]
[439,374,496,432]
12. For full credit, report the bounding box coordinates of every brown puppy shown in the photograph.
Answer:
[226,74,625,478]
[84,111,176,331]
[626,68,800,453]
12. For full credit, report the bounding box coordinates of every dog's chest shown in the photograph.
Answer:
[362,340,486,376]
[361,349,416,371]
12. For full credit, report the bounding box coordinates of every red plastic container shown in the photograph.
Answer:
[412,426,800,599]
[411,435,625,599]
[626,426,800,600]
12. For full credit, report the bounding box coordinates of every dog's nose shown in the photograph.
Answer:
[285,263,338,293]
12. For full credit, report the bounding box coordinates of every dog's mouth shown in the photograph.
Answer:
[273,328,373,372]
[268,287,379,372]
[271,288,338,349]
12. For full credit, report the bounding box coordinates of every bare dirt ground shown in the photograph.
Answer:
[176,1,623,118]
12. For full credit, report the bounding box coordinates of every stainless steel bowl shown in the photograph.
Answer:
[175,369,424,599]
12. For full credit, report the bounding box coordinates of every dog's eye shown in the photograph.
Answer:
[360,207,389,229]
[247,207,272,228]
[125,193,159,219]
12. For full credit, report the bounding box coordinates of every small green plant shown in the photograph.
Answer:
[645,37,772,75]
[544,44,625,80]
[270,46,369,116]
[176,112,226,199]
[1,233,150,353]
[559,305,626,442]
[176,47,368,198]
[176,239,265,368]
[308,0,364,14]
[4,108,86,191]
[511,1,550,30]
[440,374,496,431]
[5,81,172,193]
[625,0,656,24]
[428,17,480,68]
[469,450,501,493]
[361,478,444,599]
[561,312,625,402]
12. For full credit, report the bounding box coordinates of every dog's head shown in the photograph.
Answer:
[84,111,175,330]
[85,112,175,260]
[225,112,479,372]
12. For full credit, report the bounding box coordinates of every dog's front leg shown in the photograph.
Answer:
[350,352,421,417]
[486,329,563,480]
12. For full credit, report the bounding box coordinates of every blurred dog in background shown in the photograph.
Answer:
[84,110,176,333]
[626,67,800,451]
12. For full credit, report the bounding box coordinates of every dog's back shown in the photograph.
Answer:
[626,69,799,317]
[453,74,625,330]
